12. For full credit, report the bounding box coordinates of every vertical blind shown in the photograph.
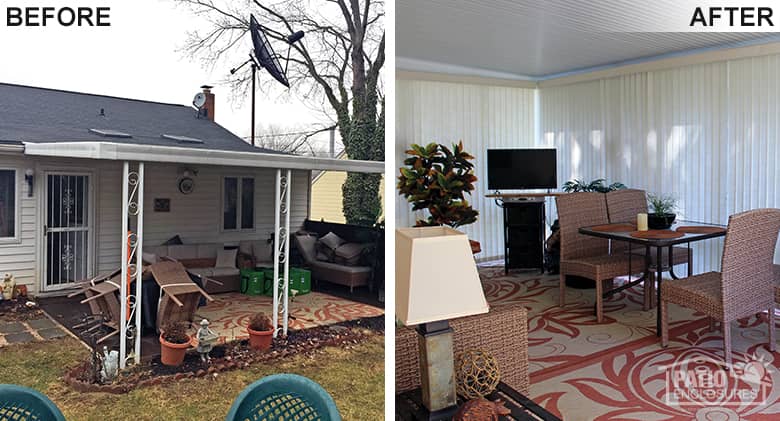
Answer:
[397,53,780,268]
[395,80,536,260]
[540,56,780,270]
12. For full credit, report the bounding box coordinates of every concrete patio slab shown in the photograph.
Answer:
[0,321,25,334]
[4,331,35,344]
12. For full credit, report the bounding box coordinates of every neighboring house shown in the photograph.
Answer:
[0,83,383,297]
[310,151,385,224]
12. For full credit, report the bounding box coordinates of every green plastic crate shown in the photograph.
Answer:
[240,269,265,296]
[258,267,311,296]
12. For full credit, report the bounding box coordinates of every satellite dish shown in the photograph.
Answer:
[192,92,207,108]
[249,14,290,88]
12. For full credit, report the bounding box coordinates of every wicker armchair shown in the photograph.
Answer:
[395,304,530,395]
[605,188,692,308]
[661,209,780,366]
[557,192,646,322]
[772,264,780,307]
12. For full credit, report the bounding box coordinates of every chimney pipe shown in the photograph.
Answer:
[200,85,215,121]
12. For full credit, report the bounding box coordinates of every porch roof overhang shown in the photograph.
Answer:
[22,141,384,174]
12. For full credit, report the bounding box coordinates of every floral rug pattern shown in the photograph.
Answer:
[194,292,384,343]
[479,265,780,420]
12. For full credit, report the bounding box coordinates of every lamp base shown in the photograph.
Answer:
[417,320,457,415]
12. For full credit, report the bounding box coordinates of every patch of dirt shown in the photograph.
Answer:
[66,316,384,393]
[0,296,44,322]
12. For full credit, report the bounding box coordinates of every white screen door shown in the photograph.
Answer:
[44,173,92,290]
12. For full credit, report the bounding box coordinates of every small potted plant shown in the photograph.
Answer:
[647,193,678,229]
[247,312,274,351]
[159,321,191,366]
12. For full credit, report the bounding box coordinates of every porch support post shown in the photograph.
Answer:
[272,169,291,337]
[120,162,129,368]
[282,169,291,335]
[133,163,144,364]
[119,161,144,369]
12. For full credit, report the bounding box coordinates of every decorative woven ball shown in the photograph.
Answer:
[455,349,500,399]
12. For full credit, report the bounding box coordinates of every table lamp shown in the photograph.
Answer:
[396,226,490,418]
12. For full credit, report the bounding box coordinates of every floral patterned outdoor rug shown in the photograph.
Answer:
[479,264,780,420]
[194,291,384,343]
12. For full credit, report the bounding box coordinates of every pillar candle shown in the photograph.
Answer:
[637,213,648,231]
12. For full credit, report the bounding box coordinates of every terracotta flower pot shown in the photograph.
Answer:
[159,334,191,366]
[247,327,273,351]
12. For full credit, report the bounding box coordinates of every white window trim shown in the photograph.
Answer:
[221,175,256,232]
[0,168,21,245]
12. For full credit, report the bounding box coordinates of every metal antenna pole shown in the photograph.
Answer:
[251,63,257,147]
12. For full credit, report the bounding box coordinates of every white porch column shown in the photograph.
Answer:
[119,161,144,368]
[272,169,292,337]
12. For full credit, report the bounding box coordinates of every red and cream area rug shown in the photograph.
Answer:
[194,292,384,343]
[480,264,780,420]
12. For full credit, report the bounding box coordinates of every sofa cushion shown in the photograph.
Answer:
[146,246,168,257]
[197,244,219,259]
[211,267,240,277]
[142,252,158,264]
[295,233,318,263]
[178,258,216,268]
[188,267,214,278]
[167,245,199,260]
[334,242,367,266]
[311,260,372,274]
[215,248,238,268]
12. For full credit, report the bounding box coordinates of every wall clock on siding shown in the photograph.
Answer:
[178,177,195,195]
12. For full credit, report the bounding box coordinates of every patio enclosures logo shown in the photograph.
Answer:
[3,6,111,27]
[662,354,775,408]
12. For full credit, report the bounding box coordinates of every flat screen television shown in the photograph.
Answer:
[487,148,557,190]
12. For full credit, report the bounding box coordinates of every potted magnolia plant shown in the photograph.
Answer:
[247,312,274,351]
[647,193,678,229]
[397,141,479,229]
[159,321,191,366]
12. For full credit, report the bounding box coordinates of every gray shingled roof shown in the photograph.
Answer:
[0,83,280,154]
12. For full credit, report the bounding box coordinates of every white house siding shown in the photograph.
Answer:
[0,153,310,295]
[96,163,311,274]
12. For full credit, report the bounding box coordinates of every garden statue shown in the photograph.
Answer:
[2,273,16,300]
[196,319,218,363]
[99,346,119,383]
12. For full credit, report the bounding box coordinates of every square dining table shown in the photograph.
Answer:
[578,221,727,336]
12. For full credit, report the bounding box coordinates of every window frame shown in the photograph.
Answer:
[221,175,256,232]
[0,168,20,244]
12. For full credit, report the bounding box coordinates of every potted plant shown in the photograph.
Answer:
[159,321,191,366]
[397,141,479,228]
[247,312,274,351]
[647,193,678,229]
[562,178,626,193]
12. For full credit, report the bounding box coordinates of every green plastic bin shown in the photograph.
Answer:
[258,267,311,297]
[240,269,265,296]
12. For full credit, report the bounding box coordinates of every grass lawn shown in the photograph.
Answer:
[0,334,384,420]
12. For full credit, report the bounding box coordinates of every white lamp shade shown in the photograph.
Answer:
[396,226,489,326]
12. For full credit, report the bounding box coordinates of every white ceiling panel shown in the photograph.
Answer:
[397,0,778,78]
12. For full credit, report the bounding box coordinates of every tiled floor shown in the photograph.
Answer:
[0,317,66,347]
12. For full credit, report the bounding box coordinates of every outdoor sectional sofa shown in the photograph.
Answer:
[146,243,242,294]
[395,304,530,396]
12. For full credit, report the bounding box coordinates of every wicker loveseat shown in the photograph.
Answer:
[395,304,530,396]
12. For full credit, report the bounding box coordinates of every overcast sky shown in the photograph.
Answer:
[0,0,332,148]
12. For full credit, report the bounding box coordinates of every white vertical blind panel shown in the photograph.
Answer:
[395,79,536,260]
[728,55,780,263]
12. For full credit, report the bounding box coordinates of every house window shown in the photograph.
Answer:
[223,176,254,230]
[0,170,16,239]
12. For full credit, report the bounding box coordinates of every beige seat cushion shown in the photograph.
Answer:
[167,245,199,260]
[215,248,238,268]
[210,267,240,277]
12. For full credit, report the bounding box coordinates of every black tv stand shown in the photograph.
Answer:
[500,199,545,275]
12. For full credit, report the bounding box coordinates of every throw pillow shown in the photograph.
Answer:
[319,232,345,250]
[316,240,337,262]
[215,248,238,268]
[142,252,158,264]
[334,242,365,266]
